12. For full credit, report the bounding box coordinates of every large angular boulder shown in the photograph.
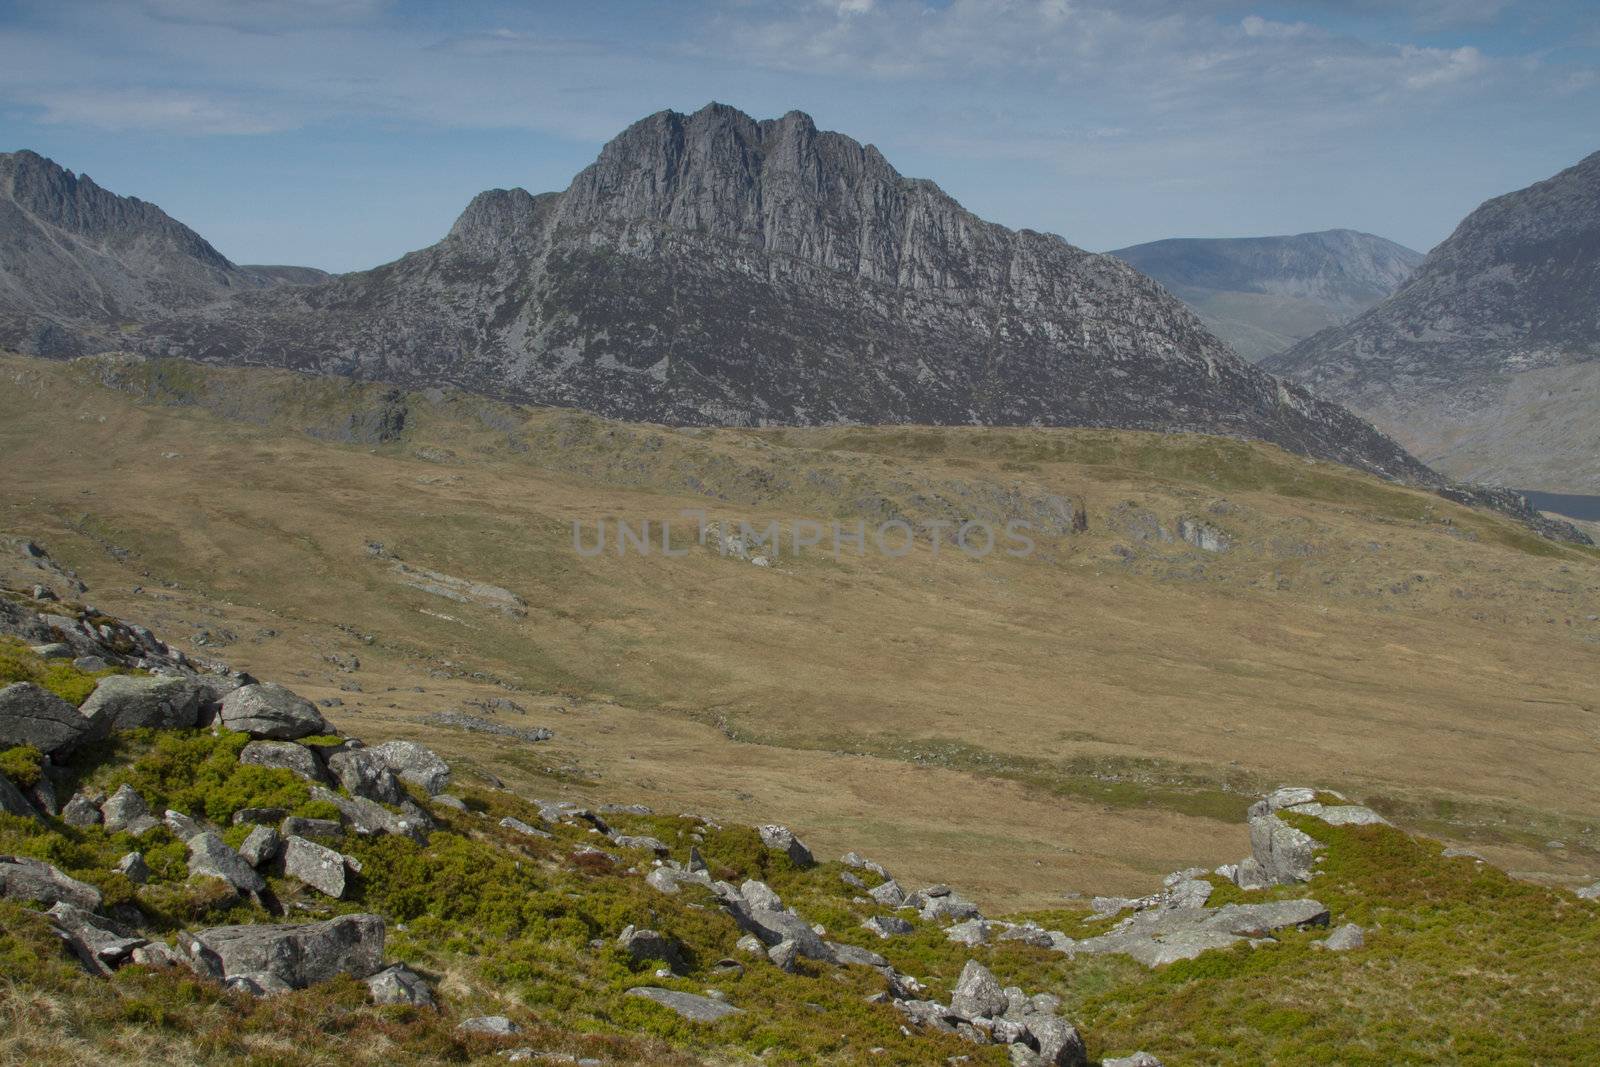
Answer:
[79,674,203,730]
[282,835,350,898]
[1022,1012,1089,1066]
[219,684,329,741]
[238,740,330,785]
[185,832,266,897]
[369,740,452,795]
[325,747,408,805]
[238,826,282,868]
[1249,814,1323,884]
[950,959,1008,1020]
[618,924,686,972]
[0,682,100,756]
[101,784,160,836]
[182,914,385,989]
[60,791,103,827]
[0,855,102,910]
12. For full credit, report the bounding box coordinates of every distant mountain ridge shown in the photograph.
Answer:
[1266,151,1600,492]
[114,103,1432,484]
[0,150,323,356]
[1111,230,1422,362]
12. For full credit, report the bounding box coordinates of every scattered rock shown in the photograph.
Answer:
[366,962,435,1007]
[116,852,151,884]
[61,791,103,827]
[862,915,913,939]
[625,986,744,1023]
[326,747,409,805]
[226,971,294,997]
[369,740,452,795]
[1318,923,1365,951]
[238,826,282,868]
[48,902,146,975]
[309,785,432,843]
[1575,881,1600,900]
[219,684,330,740]
[868,879,905,907]
[1103,1054,1163,1067]
[164,809,212,841]
[101,784,159,836]
[281,816,344,839]
[1249,813,1322,884]
[758,824,815,867]
[617,925,685,972]
[0,772,38,820]
[239,739,330,785]
[185,832,266,898]
[283,835,351,898]
[499,816,552,839]
[457,1015,521,1036]
[950,959,1008,1020]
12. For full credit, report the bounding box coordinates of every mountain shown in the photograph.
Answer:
[1111,230,1423,362]
[117,104,1429,484]
[1266,152,1600,492]
[0,150,321,356]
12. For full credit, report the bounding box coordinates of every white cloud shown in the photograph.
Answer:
[1399,45,1486,90]
[29,88,292,134]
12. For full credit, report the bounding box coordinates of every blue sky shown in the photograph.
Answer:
[1,0,1596,272]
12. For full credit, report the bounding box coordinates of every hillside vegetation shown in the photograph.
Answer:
[0,351,1597,914]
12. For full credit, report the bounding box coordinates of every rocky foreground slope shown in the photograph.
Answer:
[0,151,324,358]
[1266,151,1600,491]
[125,104,1433,486]
[4,536,1600,1064]
[1110,230,1422,362]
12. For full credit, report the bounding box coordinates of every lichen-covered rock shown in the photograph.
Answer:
[366,962,434,1007]
[0,855,102,910]
[116,852,151,884]
[369,740,451,795]
[48,902,146,975]
[101,784,158,836]
[78,674,202,730]
[185,831,266,897]
[625,986,744,1023]
[758,824,815,868]
[0,772,38,820]
[61,791,103,827]
[1249,813,1322,884]
[325,747,408,805]
[238,740,329,785]
[219,683,329,740]
[182,914,385,989]
[0,681,100,756]
[950,959,1008,1020]
[617,925,685,972]
[238,825,281,868]
[1318,923,1365,951]
[282,835,349,898]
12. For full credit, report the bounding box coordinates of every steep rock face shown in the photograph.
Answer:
[134,104,1430,482]
[1266,152,1600,490]
[1111,230,1422,362]
[0,150,316,356]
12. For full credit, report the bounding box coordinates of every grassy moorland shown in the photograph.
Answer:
[0,350,1597,914]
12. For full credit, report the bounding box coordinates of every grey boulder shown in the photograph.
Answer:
[1249,813,1322,884]
[325,747,408,805]
[758,824,814,867]
[239,740,330,785]
[78,674,203,730]
[950,959,1007,1020]
[0,772,39,820]
[457,1015,520,1035]
[185,831,266,897]
[219,684,329,740]
[116,852,151,884]
[238,825,282,868]
[182,913,385,989]
[625,986,744,1023]
[48,902,146,975]
[1318,923,1365,951]
[367,962,435,1007]
[282,835,350,898]
[0,855,103,910]
[101,784,159,836]
[61,791,103,827]
[617,924,685,972]
[0,681,100,756]
[370,740,452,795]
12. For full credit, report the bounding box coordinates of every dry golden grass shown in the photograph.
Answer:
[2,353,1598,911]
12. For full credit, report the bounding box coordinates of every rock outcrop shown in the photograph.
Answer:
[129,104,1433,486]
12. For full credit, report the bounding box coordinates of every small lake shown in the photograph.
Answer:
[1517,490,1600,522]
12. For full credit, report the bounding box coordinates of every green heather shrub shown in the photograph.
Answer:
[0,635,124,705]
[105,728,316,824]
[0,744,45,787]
